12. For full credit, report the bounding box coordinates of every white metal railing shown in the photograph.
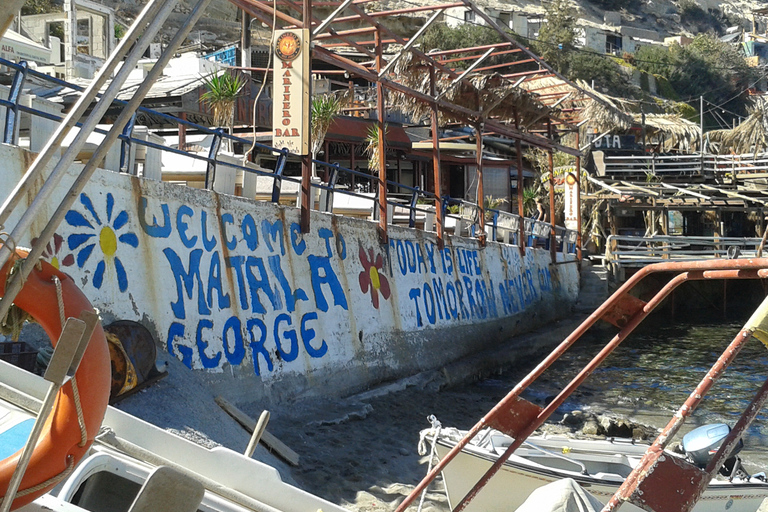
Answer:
[601,152,768,177]
[605,235,764,269]
[601,153,703,176]
[702,153,768,175]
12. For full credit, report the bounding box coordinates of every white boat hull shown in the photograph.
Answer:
[434,435,768,512]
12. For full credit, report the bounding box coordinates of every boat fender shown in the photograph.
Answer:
[0,249,110,510]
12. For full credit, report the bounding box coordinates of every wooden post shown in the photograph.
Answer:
[300,0,312,233]
[548,120,556,261]
[375,28,388,243]
[430,66,444,249]
[178,112,187,152]
[476,123,486,246]
[350,143,356,190]
[515,110,525,256]
[240,10,252,71]
[575,130,582,266]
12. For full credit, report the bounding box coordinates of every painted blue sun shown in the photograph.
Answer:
[65,192,139,292]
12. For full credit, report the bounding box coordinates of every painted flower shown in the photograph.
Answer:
[65,193,138,292]
[358,247,390,309]
[30,233,74,269]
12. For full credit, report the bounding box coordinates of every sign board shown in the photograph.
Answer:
[272,29,310,156]
[590,134,636,150]
[564,170,579,231]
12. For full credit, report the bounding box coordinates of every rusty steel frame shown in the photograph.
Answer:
[234,0,583,153]
[229,0,593,251]
[604,312,768,511]
[394,258,768,512]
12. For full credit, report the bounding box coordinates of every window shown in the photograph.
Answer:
[605,34,622,55]
[77,18,90,55]
[464,10,475,22]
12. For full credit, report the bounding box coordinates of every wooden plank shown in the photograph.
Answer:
[214,396,300,466]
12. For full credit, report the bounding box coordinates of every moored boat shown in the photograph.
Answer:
[423,425,768,512]
[2,353,349,512]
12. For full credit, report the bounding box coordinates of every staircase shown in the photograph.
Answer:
[575,259,610,313]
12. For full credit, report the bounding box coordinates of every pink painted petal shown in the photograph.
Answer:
[359,271,370,293]
[53,233,63,253]
[371,287,379,309]
[359,245,370,268]
[378,274,391,300]
[62,254,75,267]
[374,253,384,269]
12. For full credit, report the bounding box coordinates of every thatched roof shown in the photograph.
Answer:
[573,81,701,150]
[635,114,701,151]
[706,99,768,154]
[574,81,634,133]
[388,52,550,128]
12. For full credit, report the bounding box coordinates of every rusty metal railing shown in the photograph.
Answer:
[395,258,768,512]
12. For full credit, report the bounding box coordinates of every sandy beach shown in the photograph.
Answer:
[114,316,597,512]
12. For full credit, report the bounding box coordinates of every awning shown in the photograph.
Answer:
[0,30,51,64]
[326,116,411,150]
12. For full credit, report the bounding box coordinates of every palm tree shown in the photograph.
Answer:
[310,93,344,177]
[200,71,246,150]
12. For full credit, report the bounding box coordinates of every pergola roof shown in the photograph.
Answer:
[228,0,619,156]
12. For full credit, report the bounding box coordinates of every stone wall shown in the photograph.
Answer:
[0,143,579,403]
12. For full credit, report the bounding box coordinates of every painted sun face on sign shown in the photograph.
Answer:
[275,32,301,61]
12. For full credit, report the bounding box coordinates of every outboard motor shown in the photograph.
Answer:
[682,424,746,479]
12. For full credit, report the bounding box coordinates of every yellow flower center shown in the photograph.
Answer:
[50,256,59,269]
[369,266,380,290]
[100,226,117,258]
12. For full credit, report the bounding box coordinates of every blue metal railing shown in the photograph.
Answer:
[0,56,578,254]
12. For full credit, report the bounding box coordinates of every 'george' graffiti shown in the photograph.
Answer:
[141,199,347,374]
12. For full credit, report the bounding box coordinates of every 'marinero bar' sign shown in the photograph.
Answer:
[272,29,310,155]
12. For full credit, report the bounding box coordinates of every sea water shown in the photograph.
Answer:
[488,312,768,472]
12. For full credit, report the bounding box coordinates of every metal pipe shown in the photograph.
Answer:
[604,295,768,511]
[0,0,212,322]
[313,0,356,36]
[435,47,495,101]
[476,123,485,244]
[375,27,388,242]
[378,8,444,76]
[0,0,166,233]
[455,267,768,512]
[0,0,177,276]
[394,260,768,512]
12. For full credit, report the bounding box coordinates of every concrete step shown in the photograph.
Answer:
[575,264,611,313]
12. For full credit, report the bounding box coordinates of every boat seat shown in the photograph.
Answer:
[0,404,34,459]
[127,466,205,512]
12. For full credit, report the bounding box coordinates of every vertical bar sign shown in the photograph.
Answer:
[564,169,579,231]
[272,29,310,155]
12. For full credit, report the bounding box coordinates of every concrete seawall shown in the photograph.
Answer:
[0,143,579,403]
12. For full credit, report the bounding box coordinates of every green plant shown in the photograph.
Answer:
[200,71,246,132]
[522,186,540,217]
[310,94,343,157]
[365,124,387,175]
[534,0,576,73]
[568,51,634,97]
[484,196,508,221]
[21,0,61,15]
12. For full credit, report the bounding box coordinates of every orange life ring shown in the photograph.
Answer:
[0,249,110,510]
